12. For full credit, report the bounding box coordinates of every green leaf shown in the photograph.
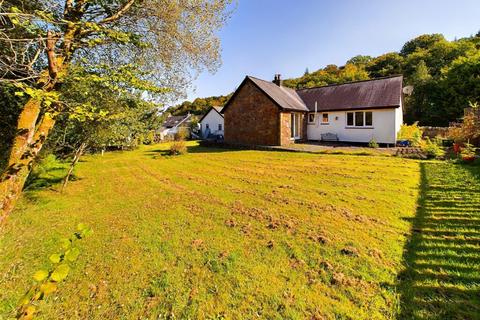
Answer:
[60,238,71,250]
[81,227,93,237]
[51,264,70,282]
[65,247,80,262]
[40,282,57,295]
[32,270,48,282]
[49,253,61,264]
[14,91,24,97]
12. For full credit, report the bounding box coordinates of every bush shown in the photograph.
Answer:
[448,102,480,145]
[460,142,477,162]
[168,140,187,155]
[398,122,423,146]
[422,138,445,159]
[175,127,189,141]
[368,138,379,148]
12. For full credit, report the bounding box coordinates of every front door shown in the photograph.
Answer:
[290,113,301,139]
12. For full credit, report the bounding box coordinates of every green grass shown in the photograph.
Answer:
[0,142,477,319]
[398,162,480,319]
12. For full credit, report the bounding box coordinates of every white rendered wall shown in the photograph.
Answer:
[306,108,400,144]
[200,109,224,137]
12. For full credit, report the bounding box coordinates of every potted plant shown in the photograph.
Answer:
[460,142,476,163]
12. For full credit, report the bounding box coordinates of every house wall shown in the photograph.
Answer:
[200,110,224,138]
[279,112,307,145]
[306,108,400,144]
[224,81,280,146]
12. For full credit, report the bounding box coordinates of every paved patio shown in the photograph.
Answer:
[268,141,397,155]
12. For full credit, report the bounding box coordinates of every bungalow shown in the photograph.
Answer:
[159,113,193,140]
[221,75,404,146]
[199,106,224,138]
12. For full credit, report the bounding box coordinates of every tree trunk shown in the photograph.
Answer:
[0,112,56,224]
[0,29,62,225]
[61,142,86,192]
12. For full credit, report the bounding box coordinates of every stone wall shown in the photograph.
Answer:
[420,126,449,138]
[224,80,280,146]
[279,112,307,145]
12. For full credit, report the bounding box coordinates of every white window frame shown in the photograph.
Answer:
[290,113,301,140]
[321,113,329,124]
[346,111,373,128]
[218,123,222,131]
[307,113,316,124]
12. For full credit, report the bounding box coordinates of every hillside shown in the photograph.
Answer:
[169,32,480,126]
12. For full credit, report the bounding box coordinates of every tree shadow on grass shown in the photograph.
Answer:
[144,144,241,157]
[398,162,480,319]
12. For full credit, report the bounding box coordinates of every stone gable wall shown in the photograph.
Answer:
[224,81,281,146]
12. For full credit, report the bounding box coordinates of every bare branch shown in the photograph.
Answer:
[100,0,136,24]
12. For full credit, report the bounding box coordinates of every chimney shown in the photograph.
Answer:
[273,74,282,86]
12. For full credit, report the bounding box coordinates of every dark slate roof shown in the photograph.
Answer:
[296,75,403,112]
[246,76,309,112]
[162,114,190,128]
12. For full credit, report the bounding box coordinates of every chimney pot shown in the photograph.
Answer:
[273,74,282,86]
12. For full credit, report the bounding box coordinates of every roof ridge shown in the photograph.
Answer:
[295,75,403,91]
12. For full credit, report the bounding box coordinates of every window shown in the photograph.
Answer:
[206,124,209,129]
[290,113,301,139]
[355,112,364,126]
[218,124,222,131]
[308,113,315,124]
[322,113,329,124]
[365,112,373,126]
[347,112,354,126]
[347,111,373,127]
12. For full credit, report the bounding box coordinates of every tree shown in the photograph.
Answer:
[0,83,25,171]
[0,0,232,222]
[400,34,446,56]
[346,55,373,67]
[366,52,404,77]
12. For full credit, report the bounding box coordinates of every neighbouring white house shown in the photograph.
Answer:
[159,113,193,140]
[199,106,224,138]
[221,75,404,146]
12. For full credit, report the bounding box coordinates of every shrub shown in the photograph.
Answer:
[168,140,187,155]
[175,127,189,141]
[448,102,480,145]
[368,138,379,148]
[398,122,423,146]
[422,138,445,159]
[460,142,477,162]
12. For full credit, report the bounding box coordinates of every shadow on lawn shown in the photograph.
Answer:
[398,162,480,319]
[145,144,240,157]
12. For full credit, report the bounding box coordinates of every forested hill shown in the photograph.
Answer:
[169,32,480,126]
[169,94,232,116]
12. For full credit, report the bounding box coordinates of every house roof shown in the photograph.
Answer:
[221,74,403,115]
[221,76,309,114]
[247,76,309,112]
[199,106,224,122]
[297,75,403,112]
[162,114,191,128]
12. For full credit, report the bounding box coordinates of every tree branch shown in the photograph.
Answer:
[100,0,136,24]
[46,30,58,80]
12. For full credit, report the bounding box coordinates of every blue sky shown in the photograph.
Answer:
[183,0,479,103]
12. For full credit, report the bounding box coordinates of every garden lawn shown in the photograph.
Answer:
[0,141,449,319]
[398,161,480,319]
